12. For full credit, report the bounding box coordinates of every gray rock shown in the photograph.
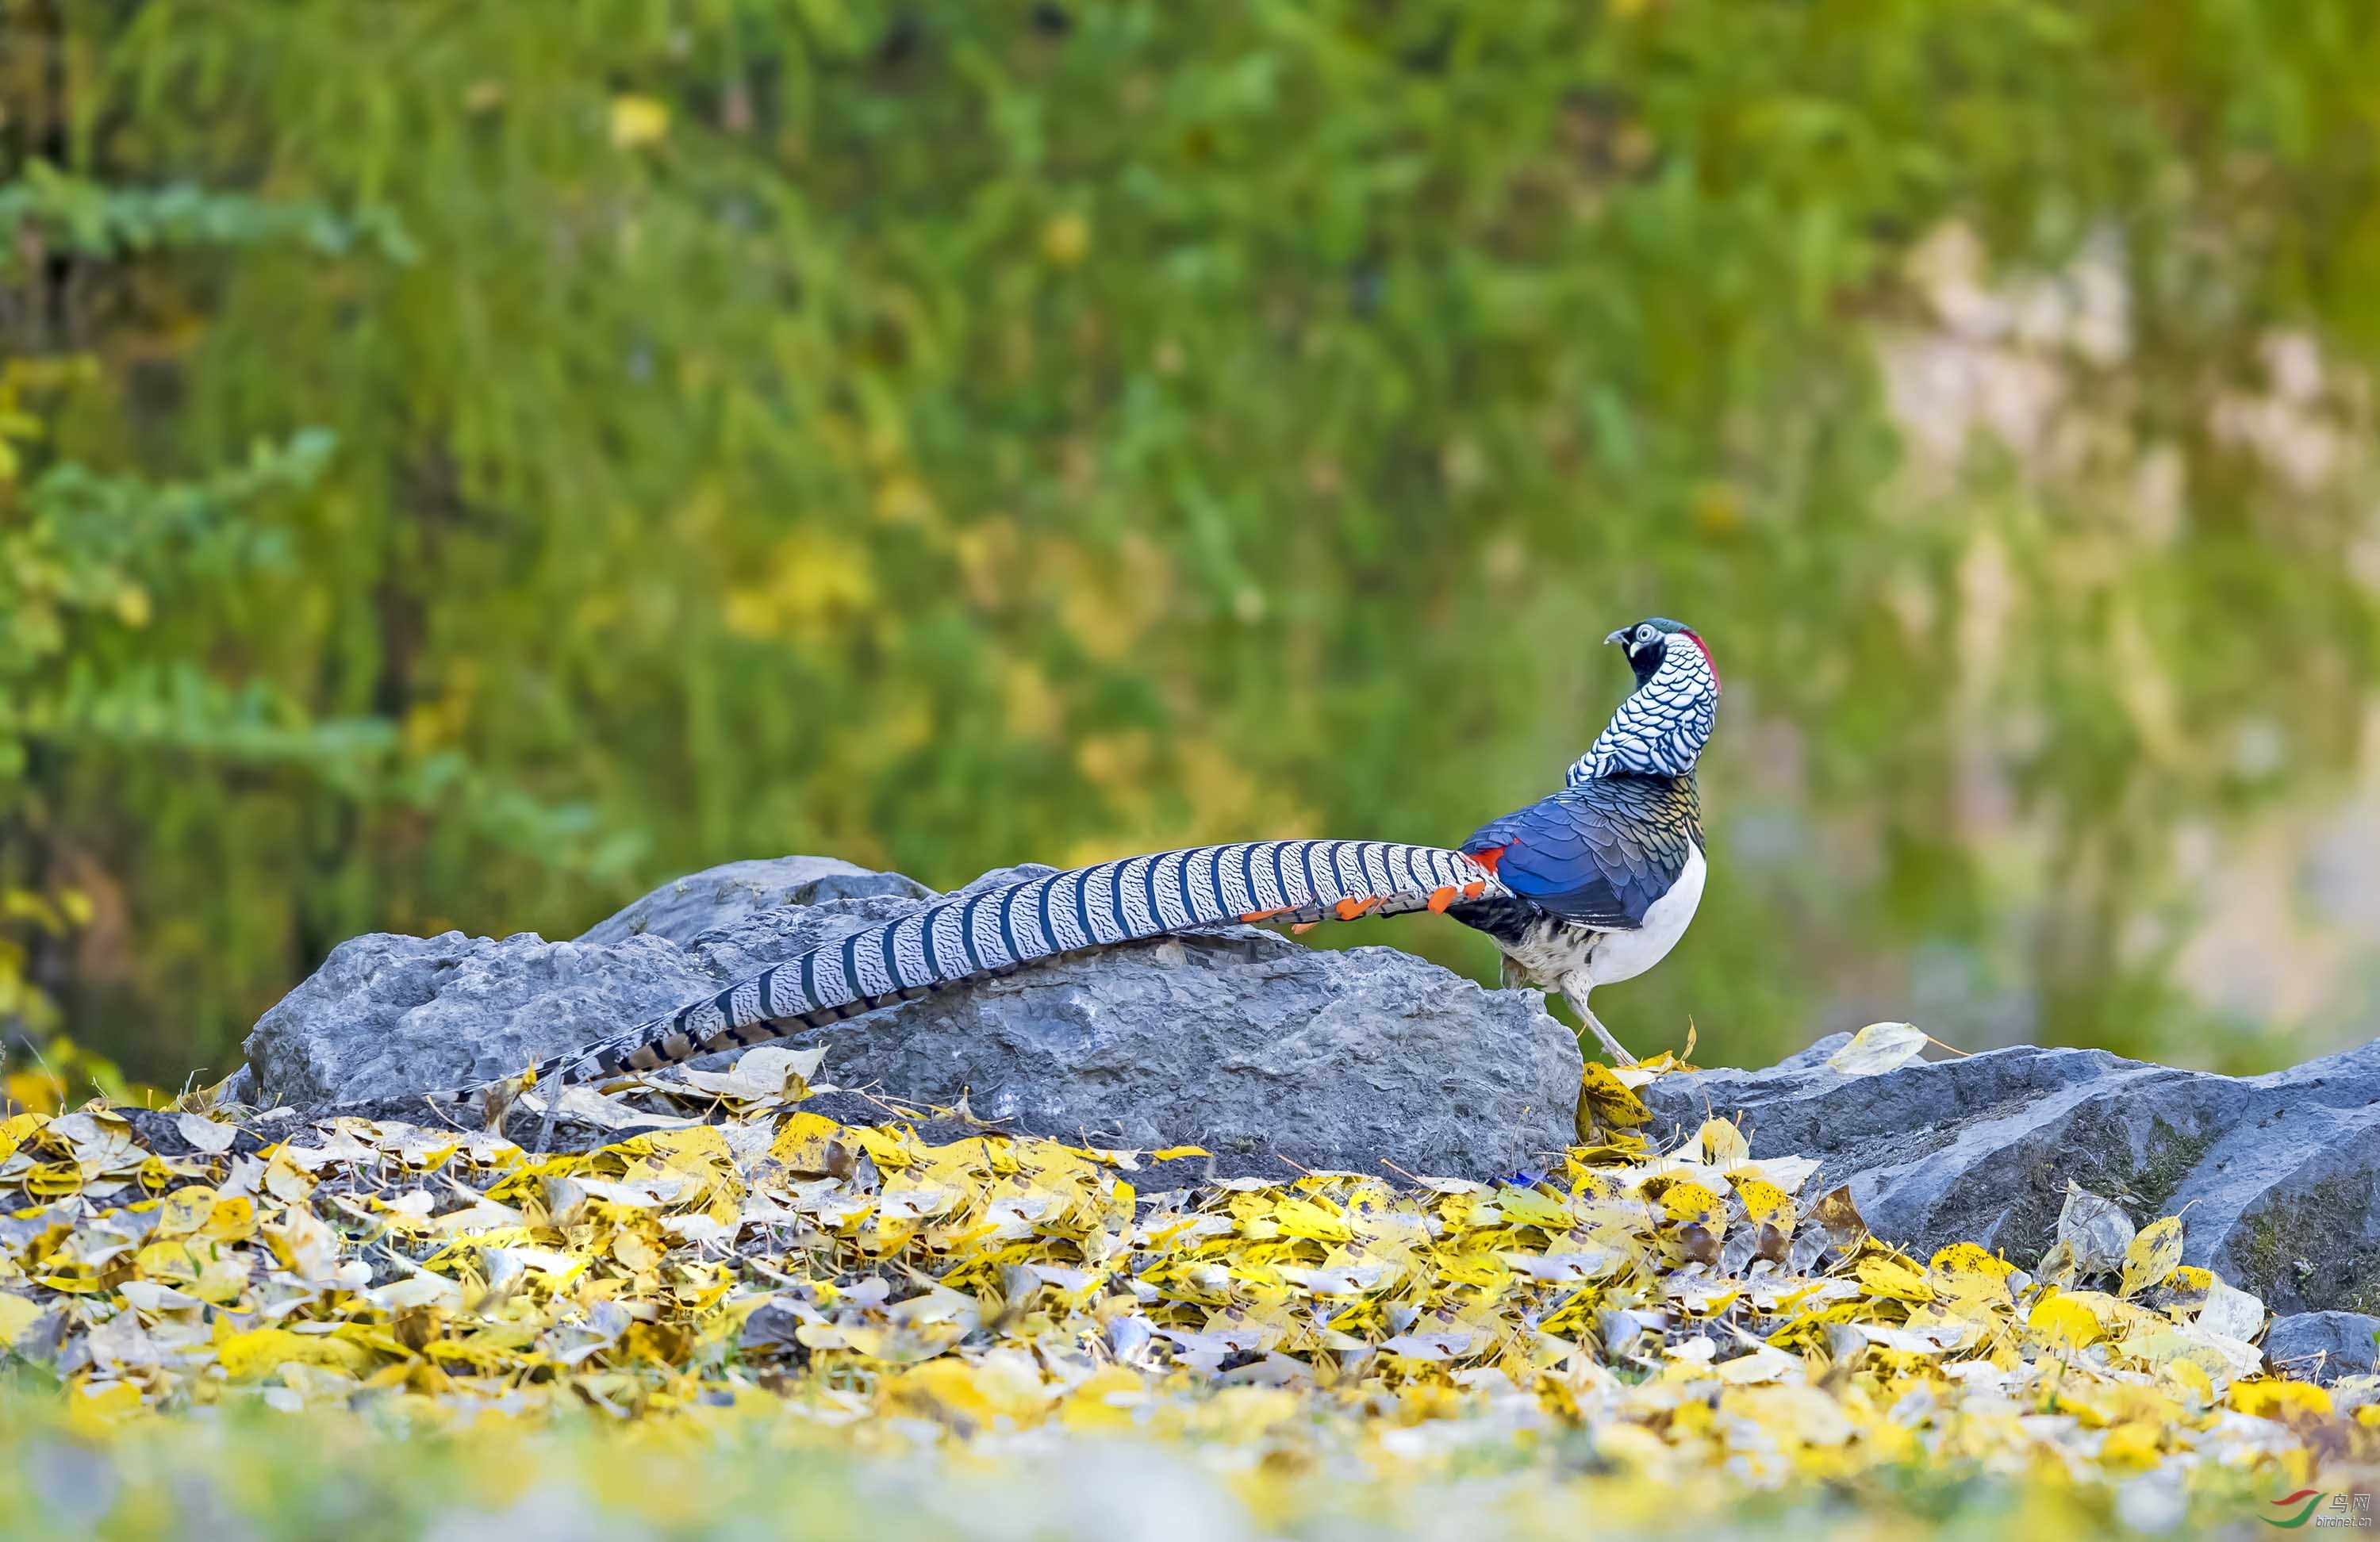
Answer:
[577,856,931,946]
[240,857,1582,1181]
[244,930,721,1108]
[2264,1311,2380,1384]
[681,864,1046,984]
[1643,1038,2380,1315]
[1766,1030,1853,1072]
[734,883,1581,1178]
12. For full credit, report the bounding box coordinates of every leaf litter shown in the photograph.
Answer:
[0,1046,2370,1533]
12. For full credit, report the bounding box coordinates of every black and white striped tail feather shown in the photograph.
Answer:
[483,838,1506,1100]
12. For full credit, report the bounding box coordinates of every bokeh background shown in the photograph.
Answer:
[5,2,2378,1091]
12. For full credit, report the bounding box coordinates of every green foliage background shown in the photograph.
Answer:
[4,1,2378,1083]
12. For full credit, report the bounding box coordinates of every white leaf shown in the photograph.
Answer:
[2196,1275,2266,1342]
[1736,1155,1821,1194]
[574,1176,685,1208]
[657,1215,732,1246]
[1380,1331,1475,1361]
[488,1245,588,1279]
[2056,1181,2136,1275]
[118,1279,204,1312]
[523,1084,701,1130]
[173,1113,237,1154]
[1825,1022,1929,1076]
[672,1045,828,1101]
[1710,1344,1800,1384]
[365,1274,463,1312]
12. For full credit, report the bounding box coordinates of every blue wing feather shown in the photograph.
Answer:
[1460,775,1700,929]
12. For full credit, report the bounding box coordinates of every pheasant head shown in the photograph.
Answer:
[1568,617,1720,784]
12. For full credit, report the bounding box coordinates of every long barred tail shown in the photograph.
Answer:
[514,838,1508,1094]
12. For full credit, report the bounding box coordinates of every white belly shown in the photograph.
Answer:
[1491,844,1706,993]
[1581,844,1706,988]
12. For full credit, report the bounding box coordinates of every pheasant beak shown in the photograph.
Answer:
[1603,628,1630,648]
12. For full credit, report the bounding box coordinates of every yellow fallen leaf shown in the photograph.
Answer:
[214,1325,371,1380]
[65,1379,144,1435]
[203,1195,258,1242]
[1699,1118,1749,1165]
[263,1148,317,1204]
[2159,1357,2216,1404]
[1576,1063,1650,1130]
[611,1228,663,1273]
[1659,1181,1724,1227]
[2230,1379,2332,1420]
[1929,1241,2015,1278]
[768,1112,858,1178]
[1059,1365,1144,1431]
[0,1291,41,1347]
[1856,1255,1934,1302]
[849,1126,916,1169]
[1272,1197,1353,1243]
[1733,1178,1795,1230]
[1489,1187,1571,1231]
[2028,1291,2103,1348]
[2098,1420,2164,1470]
[25,1160,83,1198]
[2119,1215,2185,1298]
[190,1256,250,1306]
[36,1264,109,1294]
[133,1239,199,1283]
[0,1112,47,1163]
[0,1022,2346,1500]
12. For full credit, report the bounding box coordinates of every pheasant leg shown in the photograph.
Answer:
[1560,974,1636,1066]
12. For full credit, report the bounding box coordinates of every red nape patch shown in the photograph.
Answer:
[1684,630,1721,692]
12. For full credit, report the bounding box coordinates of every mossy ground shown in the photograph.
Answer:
[2234,1174,2380,1314]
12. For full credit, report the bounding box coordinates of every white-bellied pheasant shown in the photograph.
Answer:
[478,616,1717,1121]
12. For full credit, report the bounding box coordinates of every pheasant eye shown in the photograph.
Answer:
[1636,625,1653,642]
